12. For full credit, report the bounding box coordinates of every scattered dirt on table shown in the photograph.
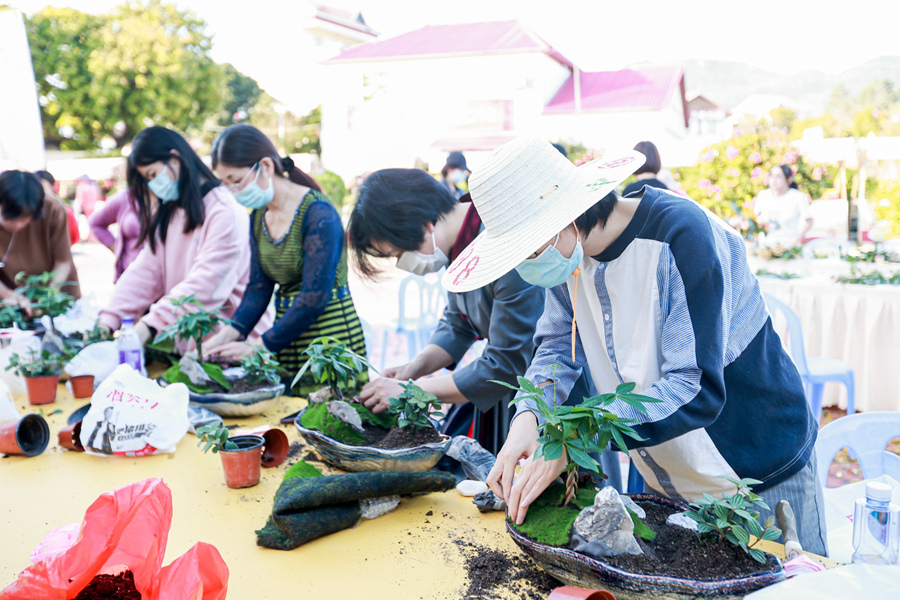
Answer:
[373,425,444,449]
[74,570,140,600]
[454,540,559,600]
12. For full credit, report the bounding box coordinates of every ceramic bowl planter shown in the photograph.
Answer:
[0,414,50,456]
[295,407,451,472]
[24,374,60,405]
[507,494,786,600]
[159,380,285,417]
[67,375,95,399]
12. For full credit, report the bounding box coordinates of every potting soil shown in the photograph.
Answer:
[510,482,598,546]
[73,570,140,600]
[256,470,456,550]
[455,540,559,600]
[374,424,444,449]
[300,401,398,446]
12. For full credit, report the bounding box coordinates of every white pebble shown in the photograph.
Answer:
[456,480,489,496]
[667,512,699,531]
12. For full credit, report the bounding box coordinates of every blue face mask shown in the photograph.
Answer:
[233,165,274,209]
[515,232,584,288]
[147,162,179,202]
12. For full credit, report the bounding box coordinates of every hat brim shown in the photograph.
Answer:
[442,151,645,293]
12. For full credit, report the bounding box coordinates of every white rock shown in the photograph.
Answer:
[178,355,212,386]
[573,486,643,557]
[308,387,333,404]
[620,494,646,519]
[667,512,699,532]
[456,480,489,496]
[326,400,365,433]
[360,495,401,519]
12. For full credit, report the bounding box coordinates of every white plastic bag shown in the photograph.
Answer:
[0,330,41,396]
[823,475,900,564]
[64,341,120,382]
[78,364,190,457]
[0,379,18,423]
[51,296,101,336]
[744,563,900,599]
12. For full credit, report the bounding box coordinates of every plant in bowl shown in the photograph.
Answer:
[0,304,27,329]
[155,295,231,393]
[6,350,65,405]
[240,347,286,388]
[292,335,374,400]
[197,422,265,489]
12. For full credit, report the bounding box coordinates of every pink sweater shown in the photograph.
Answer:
[98,186,273,352]
[88,189,144,281]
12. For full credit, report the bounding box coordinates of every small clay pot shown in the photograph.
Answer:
[24,374,60,405]
[548,586,617,600]
[68,375,95,399]
[58,420,84,451]
[261,428,289,468]
[0,414,50,456]
[218,435,265,489]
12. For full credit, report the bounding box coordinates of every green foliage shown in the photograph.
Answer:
[627,507,658,542]
[837,271,900,286]
[387,380,444,430]
[509,482,597,546]
[14,272,75,319]
[684,476,781,564]
[0,304,27,329]
[755,245,803,261]
[162,361,231,393]
[219,63,262,126]
[153,295,223,362]
[195,423,238,453]
[79,324,114,346]
[240,347,285,387]
[292,335,375,398]
[316,171,348,210]
[283,460,323,481]
[299,401,364,446]
[873,180,900,239]
[6,350,65,377]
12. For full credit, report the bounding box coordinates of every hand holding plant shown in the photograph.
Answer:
[153,295,223,362]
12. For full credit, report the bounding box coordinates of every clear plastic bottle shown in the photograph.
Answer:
[117,317,144,372]
[851,481,900,565]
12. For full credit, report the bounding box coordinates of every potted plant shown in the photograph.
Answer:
[0,304,27,330]
[14,271,75,333]
[495,377,787,598]
[6,350,65,405]
[64,325,113,399]
[196,422,265,489]
[154,295,230,391]
[291,335,374,400]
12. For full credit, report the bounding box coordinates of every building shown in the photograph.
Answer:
[319,20,689,179]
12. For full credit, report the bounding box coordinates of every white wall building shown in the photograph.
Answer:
[0,6,45,171]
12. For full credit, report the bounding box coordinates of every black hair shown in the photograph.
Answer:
[633,141,661,175]
[127,126,219,252]
[34,170,55,185]
[575,191,618,235]
[0,170,45,221]
[348,168,457,278]
[775,165,798,189]
[211,124,321,192]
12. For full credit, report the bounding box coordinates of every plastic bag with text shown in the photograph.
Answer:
[1,478,229,600]
[79,364,190,457]
[0,329,41,396]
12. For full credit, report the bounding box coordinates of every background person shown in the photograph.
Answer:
[753,165,813,248]
[0,170,81,311]
[440,151,469,199]
[202,125,367,395]
[621,140,669,197]
[97,126,272,353]
[89,188,150,282]
[443,138,827,556]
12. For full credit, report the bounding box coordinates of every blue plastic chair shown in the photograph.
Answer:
[801,238,846,260]
[815,412,900,489]
[379,273,445,370]
[762,293,855,423]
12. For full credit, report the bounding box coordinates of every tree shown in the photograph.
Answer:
[219,64,262,126]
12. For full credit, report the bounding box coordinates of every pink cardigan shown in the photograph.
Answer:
[98,186,273,352]
[88,189,144,281]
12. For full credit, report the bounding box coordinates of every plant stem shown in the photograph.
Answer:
[563,468,578,507]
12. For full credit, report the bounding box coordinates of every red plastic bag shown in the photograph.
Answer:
[1,478,228,600]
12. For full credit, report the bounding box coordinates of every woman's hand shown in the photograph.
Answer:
[4,294,32,317]
[205,340,259,362]
[486,411,567,525]
[202,326,243,361]
[358,377,405,413]
[380,362,418,382]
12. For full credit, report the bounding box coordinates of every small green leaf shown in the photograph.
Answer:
[748,548,767,564]
[761,527,782,541]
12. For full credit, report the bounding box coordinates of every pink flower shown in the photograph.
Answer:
[711,185,722,193]
[751,167,764,179]
[575,160,584,166]
[698,179,711,189]
[725,166,741,178]
[726,146,739,160]
[749,151,762,164]
[702,150,718,163]
[784,151,798,164]
[812,167,822,181]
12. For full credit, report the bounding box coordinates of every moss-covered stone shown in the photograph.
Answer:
[300,402,365,445]
[357,402,398,430]
[510,482,598,547]
[283,460,323,481]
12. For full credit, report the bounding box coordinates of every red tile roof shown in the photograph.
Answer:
[544,65,686,116]
[324,20,572,67]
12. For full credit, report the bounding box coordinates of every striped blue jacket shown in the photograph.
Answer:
[516,187,816,501]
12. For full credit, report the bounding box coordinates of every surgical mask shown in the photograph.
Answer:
[516,231,584,288]
[233,165,274,209]
[396,230,449,275]
[450,169,468,185]
[147,162,179,202]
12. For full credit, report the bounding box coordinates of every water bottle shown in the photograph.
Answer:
[117,317,144,372]
[851,481,900,565]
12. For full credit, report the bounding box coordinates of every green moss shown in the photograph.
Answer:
[283,460,323,481]
[161,362,231,393]
[356,402,397,430]
[510,482,598,546]
[300,402,365,445]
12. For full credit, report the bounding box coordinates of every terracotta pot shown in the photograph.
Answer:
[68,375,95,399]
[261,428,289,468]
[218,435,265,489]
[0,414,50,456]
[58,420,84,452]
[549,586,617,600]
[24,374,59,405]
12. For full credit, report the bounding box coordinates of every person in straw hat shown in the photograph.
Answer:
[443,137,826,556]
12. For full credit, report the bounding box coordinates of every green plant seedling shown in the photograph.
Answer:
[684,476,782,564]
[291,335,376,399]
[0,304,27,329]
[153,295,223,363]
[195,423,238,453]
[6,350,65,377]
[240,347,286,387]
[386,380,444,429]
[14,271,76,332]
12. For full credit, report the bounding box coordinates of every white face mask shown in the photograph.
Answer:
[396,230,449,275]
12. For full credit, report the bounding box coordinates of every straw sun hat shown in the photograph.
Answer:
[442,137,645,293]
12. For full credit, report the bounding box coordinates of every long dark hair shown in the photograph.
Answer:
[127,126,219,252]
[633,141,661,175]
[776,165,798,189]
[211,125,321,192]
[0,170,45,221]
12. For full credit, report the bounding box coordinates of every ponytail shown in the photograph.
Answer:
[281,156,321,192]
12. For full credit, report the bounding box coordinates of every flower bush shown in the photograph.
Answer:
[873,179,900,239]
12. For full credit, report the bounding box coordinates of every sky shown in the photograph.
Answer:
[9,0,900,111]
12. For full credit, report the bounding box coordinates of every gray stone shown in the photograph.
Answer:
[572,486,643,557]
[326,400,365,433]
[620,494,646,519]
[667,512,699,532]
[308,387,333,404]
[178,355,212,386]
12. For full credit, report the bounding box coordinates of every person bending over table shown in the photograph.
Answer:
[97,126,272,352]
[0,170,81,314]
[443,138,828,556]
[346,168,594,457]
[202,125,367,396]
